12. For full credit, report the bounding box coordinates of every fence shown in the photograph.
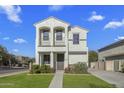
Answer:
[90,61,105,70]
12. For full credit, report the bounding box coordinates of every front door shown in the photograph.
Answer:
[57,54,64,70]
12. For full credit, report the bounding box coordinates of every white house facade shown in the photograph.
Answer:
[34,17,88,70]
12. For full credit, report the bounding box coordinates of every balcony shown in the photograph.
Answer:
[41,41,51,46]
[54,41,65,46]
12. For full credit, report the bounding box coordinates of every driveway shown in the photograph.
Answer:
[88,68,124,88]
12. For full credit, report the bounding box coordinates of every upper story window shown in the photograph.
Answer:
[43,30,49,41]
[56,30,63,41]
[73,33,79,44]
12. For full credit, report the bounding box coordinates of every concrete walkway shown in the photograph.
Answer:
[88,68,124,88]
[49,70,64,88]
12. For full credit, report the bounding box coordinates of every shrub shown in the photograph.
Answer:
[31,65,41,74]
[45,65,51,73]
[40,65,46,73]
[30,64,55,74]
[64,67,70,73]
[73,62,88,73]
[41,65,54,73]
[45,65,55,73]
[64,62,88,74]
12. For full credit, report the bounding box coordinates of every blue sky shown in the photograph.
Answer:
[0,5,124,57]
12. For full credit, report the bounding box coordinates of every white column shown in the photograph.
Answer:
[64,27,69,69]
[39,53,42,65]
[50,52,54,68]
[35,52,39,64]
[64,52,68,69]
[51,27,54,46]
[35,27,40,64]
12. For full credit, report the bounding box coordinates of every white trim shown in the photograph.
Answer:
[72,25,89,32]
[34,16,70,27]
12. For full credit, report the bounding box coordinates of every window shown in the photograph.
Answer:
[43,30,49,41]
[43,55,50,64]
[73,33,79,44]
[56,30,62,40]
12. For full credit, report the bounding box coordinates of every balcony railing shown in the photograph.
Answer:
[39,39,66,46]
[41,41,51,46]
[54,41,65,46]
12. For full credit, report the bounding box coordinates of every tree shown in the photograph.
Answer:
[88,50,98,67]
[10,54,18,66]
[0,45,10,66]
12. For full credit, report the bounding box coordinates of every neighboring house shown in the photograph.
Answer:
[34,16,88,70]
[98,39,124,71]
[15,56,31,67]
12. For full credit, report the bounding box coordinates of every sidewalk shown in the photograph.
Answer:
[0,70,28,78]
[49,70,64,88]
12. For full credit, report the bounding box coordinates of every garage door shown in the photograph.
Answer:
[114,60,119,72]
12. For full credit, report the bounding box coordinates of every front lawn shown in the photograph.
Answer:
[63,74,114,88]
[0,73,53,88]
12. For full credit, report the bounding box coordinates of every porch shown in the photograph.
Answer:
[38,52,65,70]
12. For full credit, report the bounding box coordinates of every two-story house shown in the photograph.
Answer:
[34,16,88,70]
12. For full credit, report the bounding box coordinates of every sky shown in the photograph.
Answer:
[0,5,124,57]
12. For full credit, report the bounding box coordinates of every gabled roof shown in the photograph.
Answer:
[33,16,70,26]
[72,25,89,32]
[98,39,124,52]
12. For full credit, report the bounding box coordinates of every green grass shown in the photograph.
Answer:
[63,74,114,88]
[0,73,53,88]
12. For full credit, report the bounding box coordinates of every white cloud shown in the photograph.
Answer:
[12,49,19,52]
[14,38,27,44]
[49,5,64,11]
[115,36,124,41]
[88,11,105,22]
[3,37,10,40]
[0,5,22,23]
[104,19,124,29]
